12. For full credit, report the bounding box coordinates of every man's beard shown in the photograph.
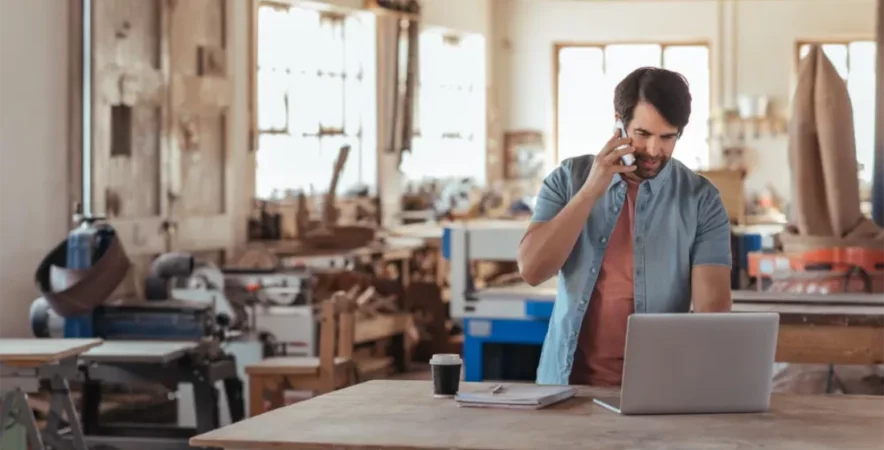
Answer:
[633,154,670,179]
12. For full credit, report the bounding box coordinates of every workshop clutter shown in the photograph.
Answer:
[750,246,884,294]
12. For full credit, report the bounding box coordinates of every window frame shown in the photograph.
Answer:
[251,0,373,197]
[793,37,875,68]
[403,28,487,183]
[552,40,713,165]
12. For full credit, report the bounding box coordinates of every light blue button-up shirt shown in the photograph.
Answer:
[532,154,732,385]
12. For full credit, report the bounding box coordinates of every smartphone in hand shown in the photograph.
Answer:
[615,120,636,166]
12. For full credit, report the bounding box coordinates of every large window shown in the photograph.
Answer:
[400,31,486,184]
[255,5,375,199]
[556,43,711,170]
[798,41,877,183]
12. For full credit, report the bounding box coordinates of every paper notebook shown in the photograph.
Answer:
[454,385,576,410]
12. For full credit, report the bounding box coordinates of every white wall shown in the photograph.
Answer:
[0,0,72,337]
[493,0,877,201]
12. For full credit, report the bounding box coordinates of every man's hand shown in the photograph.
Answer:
[581,130,637,200]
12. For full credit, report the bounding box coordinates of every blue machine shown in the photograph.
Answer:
[30,214,222,341]
[443,220,554,382]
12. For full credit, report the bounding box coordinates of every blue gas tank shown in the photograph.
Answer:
[63,209,117,337]
[66,215,115,269]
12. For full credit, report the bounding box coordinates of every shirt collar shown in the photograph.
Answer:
[607,159,674,195]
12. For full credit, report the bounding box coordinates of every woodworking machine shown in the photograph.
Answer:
[442,220,554,382]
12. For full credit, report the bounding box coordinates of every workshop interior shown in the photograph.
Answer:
[1,0,883,449]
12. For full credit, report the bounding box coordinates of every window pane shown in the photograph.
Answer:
[664,45,711,169]
[290,8,321,73]
[822,44,849,79]
[408,30,486,183]
[289,72,320,135]
[257,69,288,132]
[605,44,662,86]
[848,41,876,182]
[557,47,606,162]
[258,6,295,70]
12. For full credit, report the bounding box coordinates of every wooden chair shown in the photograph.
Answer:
[246,292,357,417]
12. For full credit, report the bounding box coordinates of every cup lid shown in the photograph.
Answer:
[429,353,462,365]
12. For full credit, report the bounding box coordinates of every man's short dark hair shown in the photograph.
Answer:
[614,67,692,137]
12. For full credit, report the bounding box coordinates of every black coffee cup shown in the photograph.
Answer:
[430,354,462,398]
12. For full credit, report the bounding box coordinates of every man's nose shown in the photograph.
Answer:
[646,138,663,157]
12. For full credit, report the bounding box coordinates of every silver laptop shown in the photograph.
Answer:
[593,312,779,415]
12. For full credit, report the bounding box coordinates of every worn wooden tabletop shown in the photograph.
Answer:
[190,380,884,450]
[0,338,103,366]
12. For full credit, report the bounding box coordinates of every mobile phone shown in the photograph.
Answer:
[615,120,636,166]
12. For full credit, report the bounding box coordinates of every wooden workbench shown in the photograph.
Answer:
[732,290,884,364]
[191,380,884,450]
[0,338,103,366]
[0,338,103,450]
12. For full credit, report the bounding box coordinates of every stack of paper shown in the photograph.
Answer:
[454,385,576,410]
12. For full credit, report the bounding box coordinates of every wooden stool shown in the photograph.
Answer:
[246,292,357,417]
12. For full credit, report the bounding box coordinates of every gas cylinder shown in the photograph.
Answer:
[62,205,117,337]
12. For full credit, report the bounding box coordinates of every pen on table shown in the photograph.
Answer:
[491,384,505,394]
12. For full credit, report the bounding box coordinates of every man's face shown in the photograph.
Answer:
[621,101,679,180]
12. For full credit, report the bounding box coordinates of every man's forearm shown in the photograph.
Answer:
[518,188,601,285]
[690,265,733,312]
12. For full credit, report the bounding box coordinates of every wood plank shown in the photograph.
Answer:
[80,340,198,364]
[776,324,884,365]
[0,339,103,366]
[354,313,409,344]
[190,380,884,450]
[731,302,884,327]
[732,290,884,306]
[167,0,236,262]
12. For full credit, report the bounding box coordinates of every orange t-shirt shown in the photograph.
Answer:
[569,179,639,386]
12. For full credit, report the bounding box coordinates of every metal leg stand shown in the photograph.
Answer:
[42,373,88,450]
[192,367,220,435]
[0,389,46,450]
[222,376,244,423]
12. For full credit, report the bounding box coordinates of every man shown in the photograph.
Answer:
[518,67,733,387]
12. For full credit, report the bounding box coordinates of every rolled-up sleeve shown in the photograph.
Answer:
[691,184,732,267]
[531,164,570,223]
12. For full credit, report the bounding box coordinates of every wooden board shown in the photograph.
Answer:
[0,339,103,366]
[190,380,884,450]
[732,290,884,306]
[732,301,884,327]
[92,0,169,296]
[354,313,410,344]
[80,340,198,364]
[167,0,235,259]
[90,0,240,293]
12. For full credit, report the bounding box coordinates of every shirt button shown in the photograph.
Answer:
[600,237,607,244]
[591,267,597,274]
[570,332,578,338]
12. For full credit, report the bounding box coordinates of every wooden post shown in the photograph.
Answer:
[873,0,884,225]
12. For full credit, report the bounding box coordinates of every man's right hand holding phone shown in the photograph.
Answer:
[579,130,637,201]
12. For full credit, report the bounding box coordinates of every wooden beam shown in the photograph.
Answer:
[873,0,884,225]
